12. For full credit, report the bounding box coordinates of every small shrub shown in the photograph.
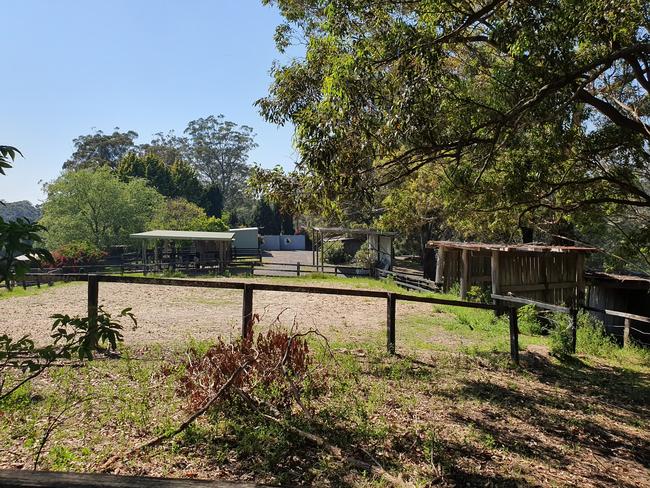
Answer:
[353,241,376,269]
[549,314,574,357]
[447,282,461,297]
[52,242,106,268]
[1,307,136,402]
[466,285,491,304]
[576,312,620,359]
[323,241,350,265]
[518,305,544,335]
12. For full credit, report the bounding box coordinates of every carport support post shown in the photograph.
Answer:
[88,275,99,331]
[142,240,148,276]
[508,306,519,365]
[387,293,396,355]
[242,284,254,338]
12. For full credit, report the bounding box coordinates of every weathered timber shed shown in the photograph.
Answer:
[312,227,397,270]
[586,272,650,345]
[425,241,596,305]
[130,230,234,272]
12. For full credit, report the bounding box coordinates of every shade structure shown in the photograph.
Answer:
[130,230,235,274]
[130,230,235,241]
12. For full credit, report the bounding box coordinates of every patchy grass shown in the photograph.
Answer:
[2,274,649,485]
[1,329,648,486]
[0,281,79,300]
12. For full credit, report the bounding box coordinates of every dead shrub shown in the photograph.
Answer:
[176,326,326,412]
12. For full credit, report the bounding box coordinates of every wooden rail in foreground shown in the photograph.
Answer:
[0,469,264,487]
[33,273,497,358]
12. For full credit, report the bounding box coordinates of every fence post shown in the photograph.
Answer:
[570,308,578,353]
[386,293,396,355]
[242,284,254,338]
[508,307,519,365]
[296,262,301,277]
[36,275,41,288]
[623,317,631,348]
[88,275,99,330]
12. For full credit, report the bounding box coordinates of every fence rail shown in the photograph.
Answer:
[38,273,645,361]
[583,305,650,346]
[29,273,498,359]
[375,268,439,293]
[0,469,263,487]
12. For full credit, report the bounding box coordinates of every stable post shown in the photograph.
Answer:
[460,249,470,300]
[570,308,578,353]
[623,318,631,348]
[88,275,99,329]
[387,293,396,354]
[242,284,254,338]
[508,307,519,365]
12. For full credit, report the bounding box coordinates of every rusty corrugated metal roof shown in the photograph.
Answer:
[426,240,596,253]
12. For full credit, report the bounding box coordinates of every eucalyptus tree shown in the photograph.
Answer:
[257,0,650,269]
[63,129,138,170]
[184,115,257,210]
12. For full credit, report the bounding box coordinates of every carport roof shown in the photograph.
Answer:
[313,227,398,237]
[130,230,235,241]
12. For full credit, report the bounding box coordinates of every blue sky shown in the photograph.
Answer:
[0,0,299,203]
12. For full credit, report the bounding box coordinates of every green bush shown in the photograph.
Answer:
[353,241,376,269]
[466,285,491,304]
[576,312,619,358]
[549,313,574,357]
[518,305,544,335]
[52,242,106,268]
[323,241,350,264]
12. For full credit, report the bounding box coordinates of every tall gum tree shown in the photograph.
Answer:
[257,0,650,270]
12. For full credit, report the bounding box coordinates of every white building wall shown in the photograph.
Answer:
[231,228,259,249]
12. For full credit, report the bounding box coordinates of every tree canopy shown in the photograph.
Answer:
[183,115,257,211]
[148,198,228,232]
[40,167,164,249]
[258,0,650,270]
[63,129,138,170]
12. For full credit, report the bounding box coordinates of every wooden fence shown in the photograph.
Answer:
[492,294,578,363]
[34,273,497,359]
[0,469,264,487]
[584,305,650,347]
[375,268,439,292]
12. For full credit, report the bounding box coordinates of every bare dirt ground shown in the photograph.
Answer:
[0,280,432,346]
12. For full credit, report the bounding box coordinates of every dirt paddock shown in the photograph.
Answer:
[0,281,433,346]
